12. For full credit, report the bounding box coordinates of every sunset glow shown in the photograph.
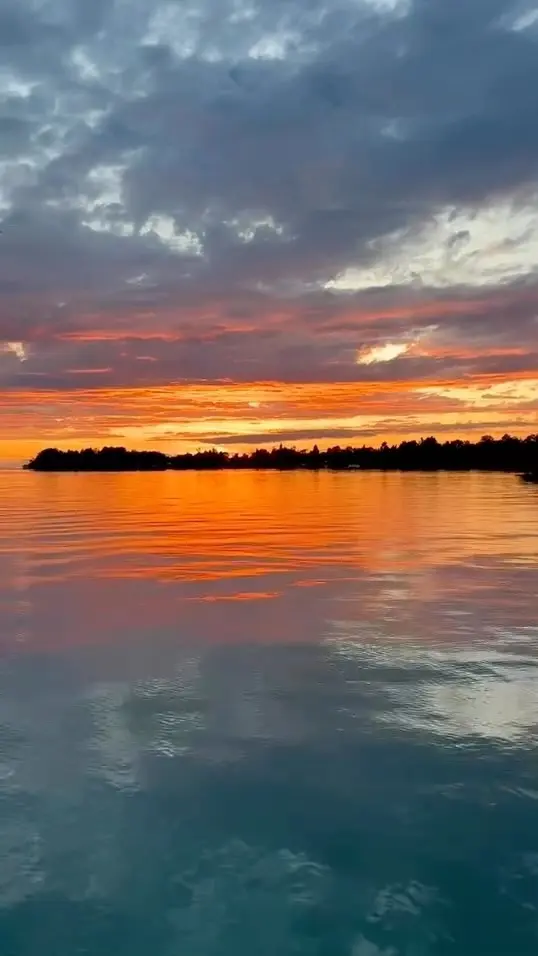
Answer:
[1,0,538,460]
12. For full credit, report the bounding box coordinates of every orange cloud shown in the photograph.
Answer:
[2,371,538,462]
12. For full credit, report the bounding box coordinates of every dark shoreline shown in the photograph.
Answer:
[24,435,538,475]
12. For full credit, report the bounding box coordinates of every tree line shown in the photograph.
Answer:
[24,434,538,473]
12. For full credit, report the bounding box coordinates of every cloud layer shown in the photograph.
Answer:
[1,0,538,451]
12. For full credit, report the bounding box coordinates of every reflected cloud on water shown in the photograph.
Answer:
[1,629,538,953]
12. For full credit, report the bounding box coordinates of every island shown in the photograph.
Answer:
[23,435,538,475]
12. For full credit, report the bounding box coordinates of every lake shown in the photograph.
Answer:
[1,469,538,955]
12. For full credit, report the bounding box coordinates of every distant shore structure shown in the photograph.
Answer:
[23,435,538,474]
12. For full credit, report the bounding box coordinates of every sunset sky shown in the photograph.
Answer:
[2,0,538,461]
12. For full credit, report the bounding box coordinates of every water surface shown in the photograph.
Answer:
[1,471,538,955]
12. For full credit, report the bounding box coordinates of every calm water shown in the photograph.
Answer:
[1,470,538,955]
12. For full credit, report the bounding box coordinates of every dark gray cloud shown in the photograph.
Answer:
[199,415,538,447]
[1,0,538,389]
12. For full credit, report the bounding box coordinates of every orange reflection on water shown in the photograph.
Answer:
[198,592,281,603]
[1,469,538,652]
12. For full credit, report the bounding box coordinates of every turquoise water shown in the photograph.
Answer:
[1,470,538,955]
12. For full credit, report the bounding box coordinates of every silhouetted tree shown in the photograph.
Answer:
[24,435,538,477]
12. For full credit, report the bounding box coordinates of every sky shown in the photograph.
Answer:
[1,0,538,460]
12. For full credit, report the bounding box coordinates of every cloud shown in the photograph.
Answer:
[1,341,27,361]
[357,341,410,365]
[1,0,538,448]
[418,377,538,409]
